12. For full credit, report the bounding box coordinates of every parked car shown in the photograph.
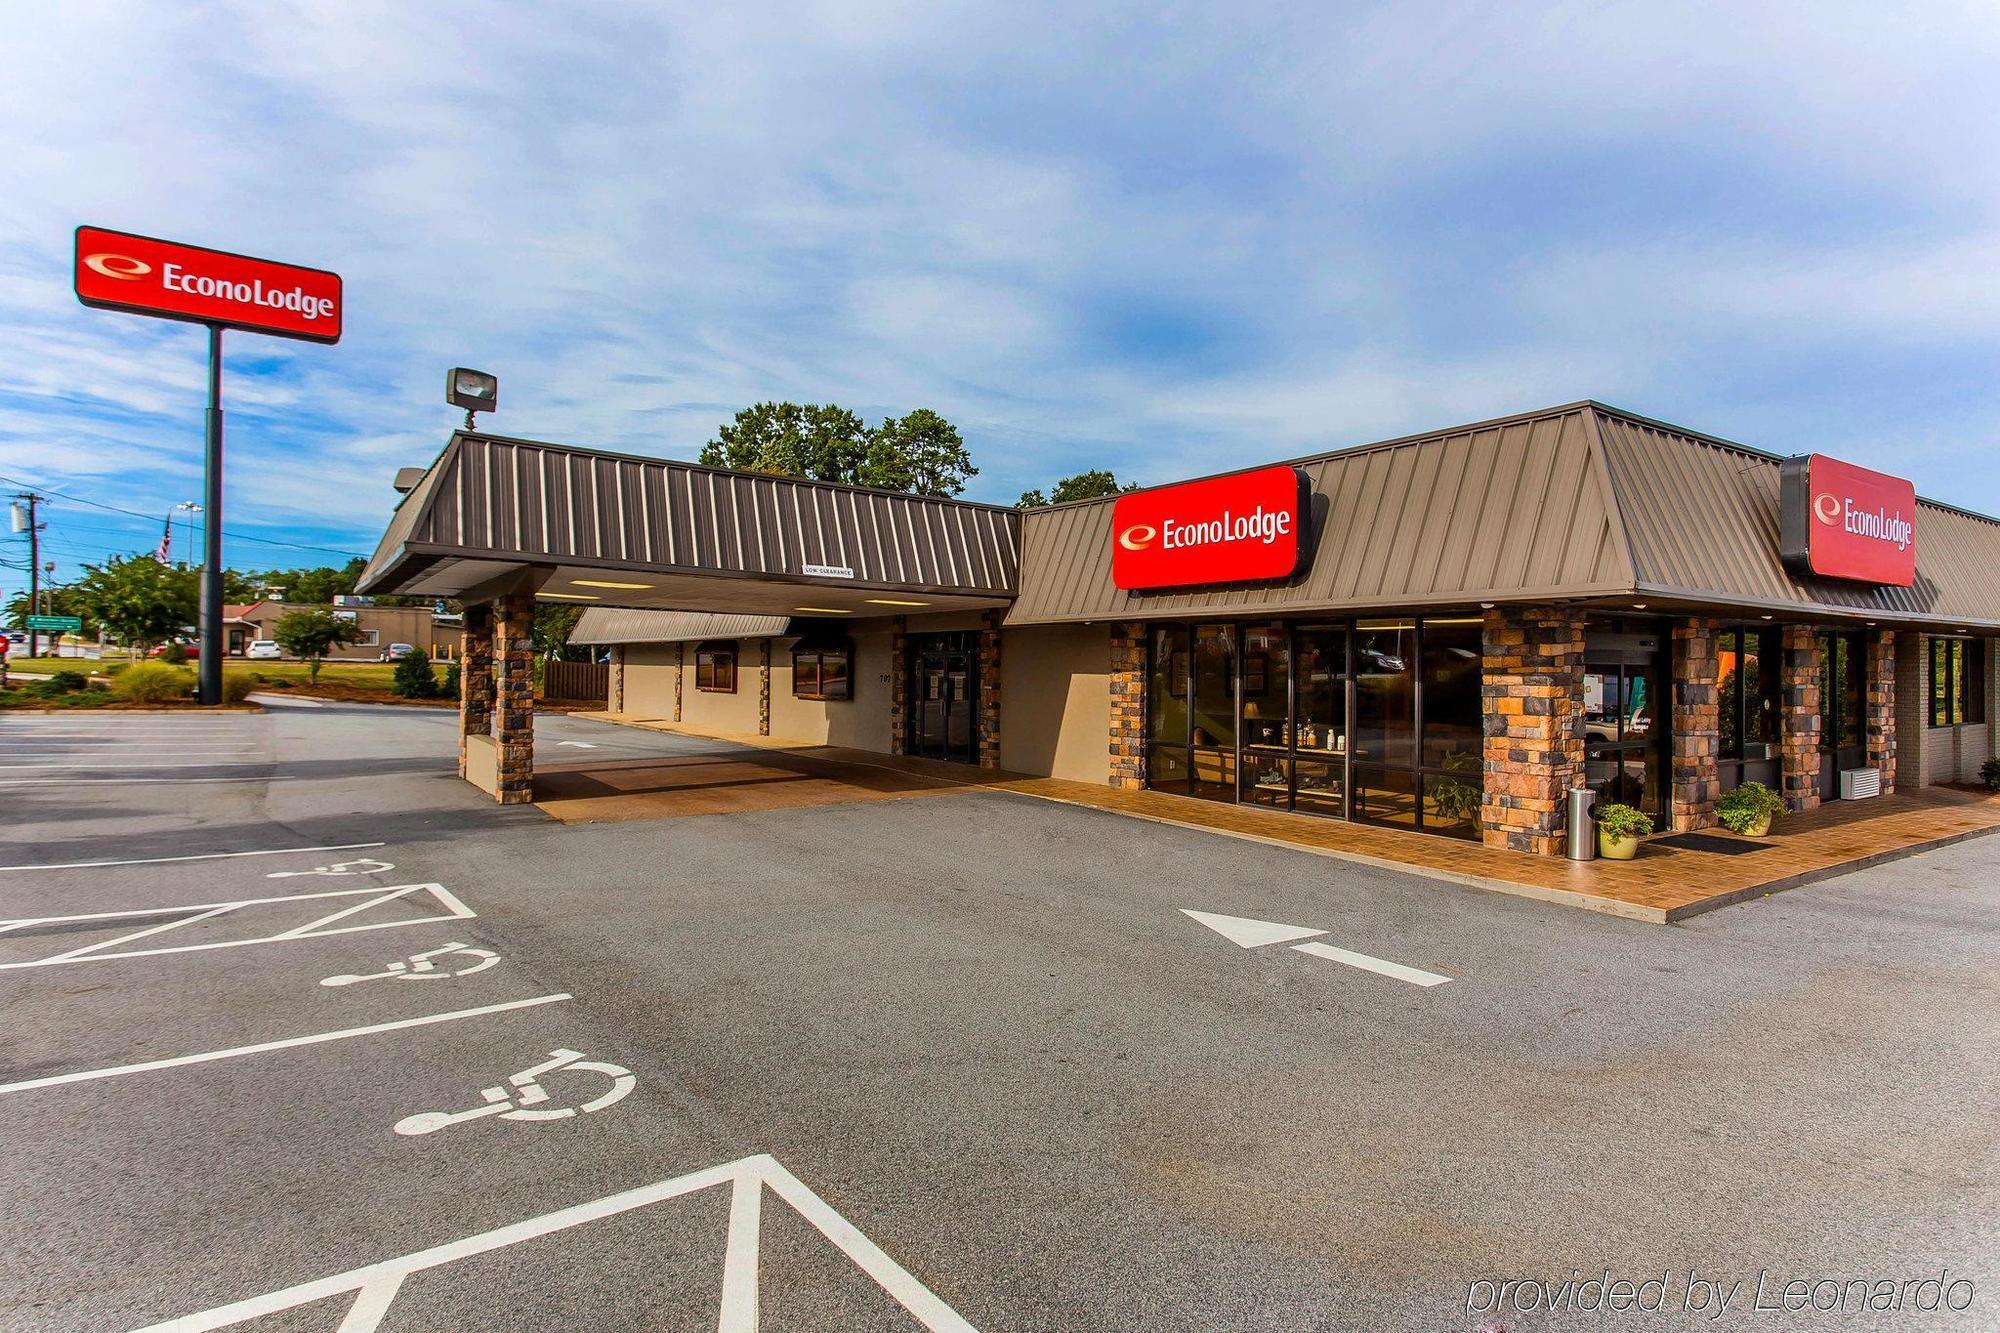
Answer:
[246,640,283,660]
[150,638,199,660]
[380,642,421,663]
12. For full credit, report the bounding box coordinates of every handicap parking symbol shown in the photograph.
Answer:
[394,1049,637,1137]
[321,942,500,987]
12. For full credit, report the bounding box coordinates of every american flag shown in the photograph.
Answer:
[154,514,172,565]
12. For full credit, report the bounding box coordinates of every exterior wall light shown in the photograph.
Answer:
[865,598,930,606]
[539,592,599,600]
[447,367,498,429]
[572,579,654,590]
[795,606,851,614]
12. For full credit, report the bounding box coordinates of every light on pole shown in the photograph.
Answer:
[173,502,202,571]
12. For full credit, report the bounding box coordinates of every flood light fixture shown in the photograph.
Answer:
[447,367,498,429]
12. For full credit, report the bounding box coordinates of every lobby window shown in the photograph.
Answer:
[1717,628,1779,760]
[1930,637,1986,727]
[694,642,736,693]
[792,643,851,701]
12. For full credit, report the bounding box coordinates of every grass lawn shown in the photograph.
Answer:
[2,657,458,709]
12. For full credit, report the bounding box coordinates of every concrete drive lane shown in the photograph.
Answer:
[1,704,1993,1330]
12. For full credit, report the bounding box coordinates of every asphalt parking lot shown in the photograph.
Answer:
[1,705,1994,1331]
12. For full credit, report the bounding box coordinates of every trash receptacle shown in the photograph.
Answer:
[1566,786,1598,861]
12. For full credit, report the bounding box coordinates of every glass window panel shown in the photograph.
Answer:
[1421,772,1481,839]
[1932,638,1951,727]
[1189,747,1237,803]
[1293,758,1345,819]
[823,653,849,700]
[1717,634,1742,759]
[1966,641,1986,724]
[1191,625,1236,747]
[1839,636,1863,742]
[1243,753,1290,809]
[1952,640,1966,724]
[1746,631,1778,750]
[1420,618,1482,770]
[1149,627,1189,744]
[1149,745,1190,796]
[1352,764,1418,829]
[1294,626,1347,757]
[794,653,819,698]
[1241,623,1290,751]
[1817,633,1837,751]
[1353,620,1415,768]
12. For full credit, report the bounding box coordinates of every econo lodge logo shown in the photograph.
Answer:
[1813,488,1912,551]
[1110,464,1309,592]
[83,252,151,280]
[1117,523,1157,551]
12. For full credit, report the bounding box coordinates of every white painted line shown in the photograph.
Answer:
[1291,941,1452,987]
[131,1154,976,1333]
[246,693,325,708]
[0,993,571,1096]
[0,882,475,968]
[0,777,292,786]
[0,841,385,872]
[1180,908,1327,949]
[719,1172,762,1331]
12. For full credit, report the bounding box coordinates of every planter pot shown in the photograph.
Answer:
[1740,812,1773,837]
[1598,830,1641,860]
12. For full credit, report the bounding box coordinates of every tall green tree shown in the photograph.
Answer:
[69,556,198,651]
[1017,469,1138,508]
[532,604,589,663]
[271,608,365,683]
[699,403,978,498]
[5,585,93,635]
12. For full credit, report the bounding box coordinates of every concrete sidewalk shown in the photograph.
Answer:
[573,712,2000,923]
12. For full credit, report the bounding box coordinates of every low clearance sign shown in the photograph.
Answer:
[1779,454,1916,586]
[73,226,342,343]
[1112,465,1309,591]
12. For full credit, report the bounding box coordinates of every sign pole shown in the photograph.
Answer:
[199,324,224,706]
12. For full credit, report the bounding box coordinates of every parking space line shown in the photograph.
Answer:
[1290,941,1452,987]
[0,842,385,872]
[39,905,239,964]
[0,777,294,786]
[272,885,431,939]
[0,993,572,1096]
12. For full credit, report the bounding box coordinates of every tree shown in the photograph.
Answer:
[69,556,198,652]
[532,604,588,663]
[1017,469,1138,508]
[392,647,440,699]
[699,403,978,498]
[271,608,365,683]
[5,584,93,635]
[238,557,364,605]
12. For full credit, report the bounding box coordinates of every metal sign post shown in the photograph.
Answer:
[73,226,342,705]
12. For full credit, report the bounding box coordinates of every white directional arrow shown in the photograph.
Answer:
[556,741,599,749]
[1180,908,1327,949]
[1181,908,1452,987]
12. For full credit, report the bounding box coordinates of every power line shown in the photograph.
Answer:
[0,471,370,559]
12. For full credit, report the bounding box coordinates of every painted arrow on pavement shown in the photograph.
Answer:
[556,741,599,749]
[1181,908,1451,987]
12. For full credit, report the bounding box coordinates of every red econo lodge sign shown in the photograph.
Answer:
[1779,454,1917,586]
[73,226,343,343]
[1112,464,1309,591]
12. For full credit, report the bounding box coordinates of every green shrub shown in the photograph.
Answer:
[441,663,460,698]
[104,662,129,677]
[1982,758,2000,792]
[114,661,194,704]
[47,670,89,693]
[1717,781,1783,833]
[160,642,189,664]
[221,673,257,705]
[392,648,439,699]
[1595,803,1654,840]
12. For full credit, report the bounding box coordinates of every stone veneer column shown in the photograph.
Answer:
[674,642,684,722]
[1108,623,1147,789]
[457,604,494,780]
[1778,623,1822,813]
[758,639,772,736]
[608,646,625,713]
[1670,618,1721,831]
[978,609,1003,769]
[1865,630,1897,794]
[491,593,536,806]
[889,617,909,756]
[1480,606,1585,855]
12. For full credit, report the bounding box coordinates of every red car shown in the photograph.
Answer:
[149,639,200,660]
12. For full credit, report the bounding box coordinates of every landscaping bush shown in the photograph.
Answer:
[160,642,189,665]
[1717,781,1783,834]
[1595,803,1654,840]
[441,662,460,698]
[1983,758,2000,792]
[113,661,194,703]
[47,670,89,693]
[392,648,440,699]
[222,673,257,705]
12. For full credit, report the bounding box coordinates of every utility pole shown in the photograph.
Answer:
[12,492,43,659]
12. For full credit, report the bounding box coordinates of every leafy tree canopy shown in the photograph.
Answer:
[1017,469,1138,508]
[271,607,366,682]
[68,556,198,650]
[698,403,977,498]
[532,604,590,662]
[5,584,94,635]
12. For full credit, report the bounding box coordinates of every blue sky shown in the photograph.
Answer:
[4,2,1998,602]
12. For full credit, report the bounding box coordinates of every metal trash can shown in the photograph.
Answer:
[1565,786,1598,861]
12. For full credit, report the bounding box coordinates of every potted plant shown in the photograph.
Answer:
[1717,781,1783,836]
[1981,757,2000,792]
[1595,803,1653,860]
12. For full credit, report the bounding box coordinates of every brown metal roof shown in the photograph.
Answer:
[1006,405,1633,624]
[1593,409,2000,627]
[357,430,1020,613]
[569,609,794,645]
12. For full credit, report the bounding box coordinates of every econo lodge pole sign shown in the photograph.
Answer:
[74,226,343,704]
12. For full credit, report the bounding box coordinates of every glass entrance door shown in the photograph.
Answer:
[909,635,977,764]
[1817,630,1867,799]
[1584,633,1667,821]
